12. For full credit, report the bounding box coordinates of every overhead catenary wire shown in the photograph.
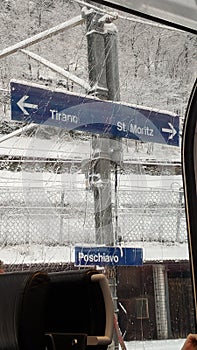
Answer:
[73,0,183,32]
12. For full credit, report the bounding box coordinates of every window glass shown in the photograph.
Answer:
[136,298,149,319]
[0,1,196,349]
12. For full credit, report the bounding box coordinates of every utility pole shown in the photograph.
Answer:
[82,7,121,246]
[83,7,122,350]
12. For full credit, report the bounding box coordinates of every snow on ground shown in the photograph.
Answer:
[126,241,189,262]
[0,135,91,160]
[0,169,86,188]
[0,241,189,265]
[0,134,181,163]
[0,169,183,190]
[0,244,73,265]
[125,338,185,350]
[117,174,183,190]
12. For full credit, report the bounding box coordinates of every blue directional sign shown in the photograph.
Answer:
[75,246,143,267]
[10,80,179,146]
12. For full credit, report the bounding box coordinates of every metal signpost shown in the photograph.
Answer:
[10,80,180,146]
[75,246,143,267]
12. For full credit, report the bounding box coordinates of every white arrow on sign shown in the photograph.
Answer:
[162,122,177,139]
[17,95,38,115]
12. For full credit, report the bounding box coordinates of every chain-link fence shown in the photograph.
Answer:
[117,188,186,243]
[0,185,187,247]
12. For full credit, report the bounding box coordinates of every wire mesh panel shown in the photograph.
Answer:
[117,189,186,243]
[0,186,187,248]
[0,187,95,246]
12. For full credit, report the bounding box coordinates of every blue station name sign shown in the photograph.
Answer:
[10,80,179,146]
[75,246,143,267]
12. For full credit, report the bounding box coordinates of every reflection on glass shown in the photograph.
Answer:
[0,1,196,349]
[136,298,149,319]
